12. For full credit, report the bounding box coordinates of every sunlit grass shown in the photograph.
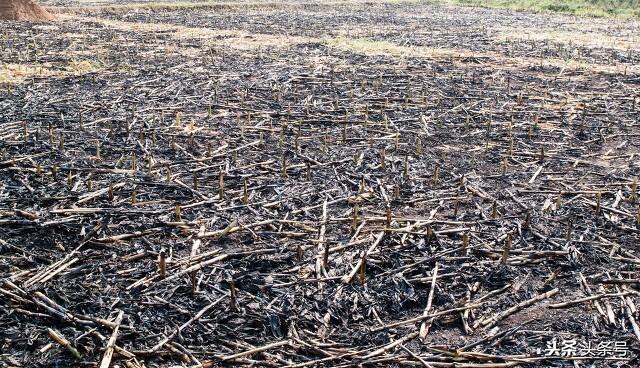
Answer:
[446,0,640,18]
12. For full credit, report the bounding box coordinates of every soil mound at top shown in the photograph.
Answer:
[0,0,53,21]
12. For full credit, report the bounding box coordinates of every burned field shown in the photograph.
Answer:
[1,1,640,367]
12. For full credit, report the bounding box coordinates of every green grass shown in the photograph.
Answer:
[446,0,640,18]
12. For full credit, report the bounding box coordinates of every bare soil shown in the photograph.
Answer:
[0,0,53,21]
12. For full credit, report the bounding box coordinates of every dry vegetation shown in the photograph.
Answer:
[1,1,640,367]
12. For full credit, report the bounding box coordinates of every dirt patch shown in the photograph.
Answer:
[0,0,54,21]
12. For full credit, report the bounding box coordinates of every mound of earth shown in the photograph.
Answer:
[0,0,53,21]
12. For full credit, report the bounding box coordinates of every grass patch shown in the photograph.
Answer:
[0,63,49,83]
[0,60,103,84]
[323,37,406,55]
[66,60,103,74]
[446,0,640,18]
